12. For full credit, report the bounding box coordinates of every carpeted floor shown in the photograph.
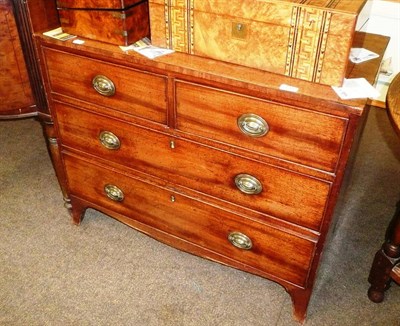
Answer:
[0,107,399,326]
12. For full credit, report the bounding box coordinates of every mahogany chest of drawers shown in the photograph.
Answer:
[36,32,387,323]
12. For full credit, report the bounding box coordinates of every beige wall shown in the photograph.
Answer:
[366,0,400,101]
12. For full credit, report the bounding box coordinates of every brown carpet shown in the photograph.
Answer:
[0,108,399,326]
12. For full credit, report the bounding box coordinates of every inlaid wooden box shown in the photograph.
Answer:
[149,0,371,86]
[57,0,150,46]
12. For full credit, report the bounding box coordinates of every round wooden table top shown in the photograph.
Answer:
[387,73,400,136]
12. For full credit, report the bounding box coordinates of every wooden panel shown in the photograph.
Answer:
[58,1,149,46]
[0,0,34,114]
[44,47,167,124]
[175,80,348,173]
[148,2,167,48]
[191,11,289,76]
[55,102,331,230]
[63,152,315,287]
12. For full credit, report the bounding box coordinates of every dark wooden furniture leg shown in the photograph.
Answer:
[368,201,400,302]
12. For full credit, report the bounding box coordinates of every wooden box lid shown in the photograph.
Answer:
[148,0,367,13]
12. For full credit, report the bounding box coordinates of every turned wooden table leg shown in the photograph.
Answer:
[368,201,400,302]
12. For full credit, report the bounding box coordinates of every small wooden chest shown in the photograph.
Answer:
[148,0,371,86]
[57,0,150,46]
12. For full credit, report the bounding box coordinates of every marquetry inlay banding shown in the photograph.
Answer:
[291,0,340,7]
[164,0,194,53]
[286,6,331,83]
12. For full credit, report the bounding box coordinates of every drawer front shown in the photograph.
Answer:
[175,81,347,172]
[63,153,315,287]
[43,47,167,124]
[56,102,330,230]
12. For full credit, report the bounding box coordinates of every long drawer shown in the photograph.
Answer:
[55,102,331,231]
[43,47,168,124]
[175,80,347,173]
[63,152,316,287]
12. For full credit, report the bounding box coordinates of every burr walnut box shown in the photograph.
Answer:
[149,0,371,86]
[57,0,150,45]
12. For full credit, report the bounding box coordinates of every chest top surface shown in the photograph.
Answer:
[38,31,388,117]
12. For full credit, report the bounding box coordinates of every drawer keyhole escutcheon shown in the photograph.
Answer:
[170,140,175,149]
[92,75,116,97]
[104,184,124,202]
[235,174,263,195]
[99,131,121,150]
[228,231,253,250]
[231,22,247,39]
[237,113,269,137]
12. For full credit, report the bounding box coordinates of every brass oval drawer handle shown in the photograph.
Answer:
[104,184,124,202]
[237,113,269,137]
[92,75,116,97]
[228,231,253,250]
[234,174,263,195]
[99,131,121,150]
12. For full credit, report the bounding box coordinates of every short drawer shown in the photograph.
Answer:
[56,102,331,230]
[63,153,316,287]
[175,81,348,172]
[43,47,167,124]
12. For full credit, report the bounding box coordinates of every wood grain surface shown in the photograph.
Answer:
[0,0,33,113]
